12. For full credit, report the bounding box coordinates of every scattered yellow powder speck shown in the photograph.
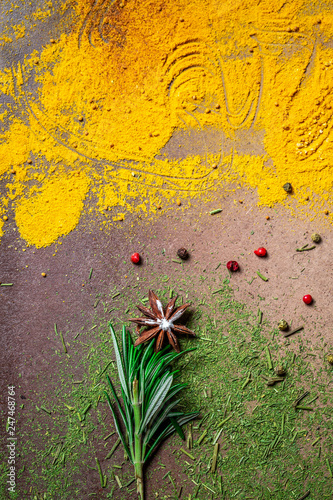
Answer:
[32,8,52,21]
[12,23,25,40]
[0,35,13,45]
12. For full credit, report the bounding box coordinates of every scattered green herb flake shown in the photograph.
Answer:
[256,271,268,281]
[211,443,219,473]
[125,478,135,488]
[115,474,122,489]
[40,406,51,415]
[217,413,233,428]
[64,403,75,411]
[52,444,62,466]
[105,437,121,459]
[202,483,216,494]
[98,361,113,378]
[197,429,207,445]
[258,309,263,324]
[265,347,273,370]
[296,245,316,252]
[179,448,195,460]
[284,326,304,338]
[54,323,67,353]
[307,395,318,404]
[241,372,252,389]
[296,492,310,500]
[82,403,92,415]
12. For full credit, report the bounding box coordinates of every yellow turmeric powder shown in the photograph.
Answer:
[15,168,90,247]
[1,0,333,247]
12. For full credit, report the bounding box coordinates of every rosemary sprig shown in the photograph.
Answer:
[105,323,198,500]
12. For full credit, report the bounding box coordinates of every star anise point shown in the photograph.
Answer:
[130,291,195,352]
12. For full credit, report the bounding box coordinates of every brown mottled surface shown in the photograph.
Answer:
[1,175,333,498]
[1,2,333,499]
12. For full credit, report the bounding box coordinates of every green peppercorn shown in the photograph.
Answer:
[327,355,333,365]
[278,319,288,331]
[311,233,321,243]
[283,182,292,193]
[275,365,286,376]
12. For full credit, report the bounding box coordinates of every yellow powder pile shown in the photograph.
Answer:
[15,168,90,247]
[1,0,333,247]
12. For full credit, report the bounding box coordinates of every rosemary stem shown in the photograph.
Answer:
[133,379,144,500]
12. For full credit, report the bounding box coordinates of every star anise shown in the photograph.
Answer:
[129,290,195,352]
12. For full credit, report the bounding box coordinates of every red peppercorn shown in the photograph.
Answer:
[131,252,140,264]
[226,260,239,272]
[254,247,267,257]
[303,294,313,305]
